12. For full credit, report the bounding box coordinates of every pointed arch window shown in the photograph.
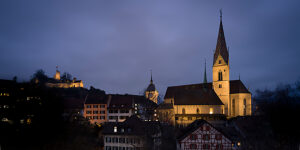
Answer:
[218,71,223,81]
[182,108,186,114]
[196,108,200,114]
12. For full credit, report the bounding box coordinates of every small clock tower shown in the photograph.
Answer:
[145,71,159,104]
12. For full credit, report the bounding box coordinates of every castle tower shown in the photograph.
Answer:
[54,66,61,80]
[145,71,159,103]
[212,11,230,115]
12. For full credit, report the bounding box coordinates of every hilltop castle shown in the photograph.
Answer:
[45,67,84,88]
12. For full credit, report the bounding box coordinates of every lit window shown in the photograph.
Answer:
[209,108,213,114]
[114,126,117,132]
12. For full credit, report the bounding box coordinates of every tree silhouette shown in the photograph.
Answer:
[31,69,48,83]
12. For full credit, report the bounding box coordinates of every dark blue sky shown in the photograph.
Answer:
[1,1,300,96]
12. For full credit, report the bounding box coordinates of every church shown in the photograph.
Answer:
[160,14,252,126]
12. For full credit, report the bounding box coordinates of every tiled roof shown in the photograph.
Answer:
[85,93,107,104]
[230,80,250,94]
[164,83,223,105]
[177,119,238,142]
[108,94,134,109]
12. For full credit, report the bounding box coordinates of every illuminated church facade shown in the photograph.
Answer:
[160,14,252,126]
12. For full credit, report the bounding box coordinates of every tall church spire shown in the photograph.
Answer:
[203,59,207,83]
[213,10,229,65]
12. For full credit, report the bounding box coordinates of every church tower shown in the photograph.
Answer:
[145,71,159,104]
[54,66,61,80]
[212,11,230,115]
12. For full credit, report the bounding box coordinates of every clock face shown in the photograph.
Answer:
[148,93,153,98]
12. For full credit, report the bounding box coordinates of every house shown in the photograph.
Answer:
[177,119,240,150]
[83,92,108,125]
[107,94,157,122]
[102,115,162,150]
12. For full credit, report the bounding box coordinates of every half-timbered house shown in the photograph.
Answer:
[177,119,240,150]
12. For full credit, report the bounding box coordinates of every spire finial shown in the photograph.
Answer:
[150,70,153,84]
[203,59,207,83]
[220,9,222,21]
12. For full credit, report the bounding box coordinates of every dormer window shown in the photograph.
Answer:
[219,60,222,64]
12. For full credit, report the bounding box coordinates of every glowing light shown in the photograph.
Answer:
[209,108,213,114]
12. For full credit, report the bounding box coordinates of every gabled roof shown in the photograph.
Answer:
[164,83,223,105]
[85,93,107,104]
[177,119,209,141]
[230,80,250,94]
[177,119,238,142]
[213,20,229,65]
[108,94,134,109]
